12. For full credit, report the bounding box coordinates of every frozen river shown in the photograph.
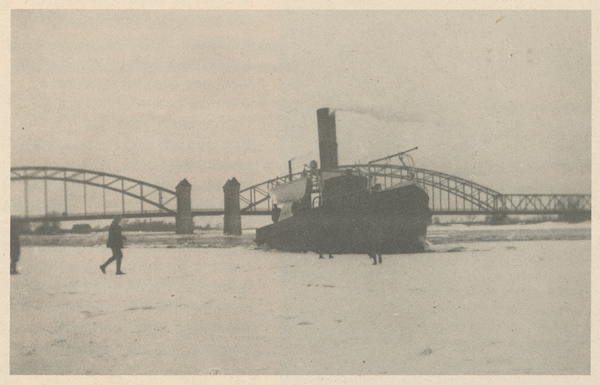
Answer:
[10,226,590,375]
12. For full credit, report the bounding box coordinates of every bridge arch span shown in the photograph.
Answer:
[238,164,590,216]
[11,166,177,218]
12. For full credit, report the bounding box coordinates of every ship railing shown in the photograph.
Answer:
[366,147,419,192]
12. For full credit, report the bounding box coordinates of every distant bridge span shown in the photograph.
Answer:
[239,164,591,216]
[11,166,591,225]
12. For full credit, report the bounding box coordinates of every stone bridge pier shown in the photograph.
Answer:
[223,177,242,235]
[175,179,194,234]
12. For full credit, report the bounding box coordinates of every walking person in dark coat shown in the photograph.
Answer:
[10,217,21,275]
[100,216,127,275]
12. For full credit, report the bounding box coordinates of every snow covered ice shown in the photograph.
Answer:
[10,226,590,375]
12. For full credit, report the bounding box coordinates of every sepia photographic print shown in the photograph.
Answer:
[3,1,596,384]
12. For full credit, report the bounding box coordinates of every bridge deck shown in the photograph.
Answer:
[16,208,591,223]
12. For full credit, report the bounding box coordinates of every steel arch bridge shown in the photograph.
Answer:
[11,165,591,222]
[239,164,591,216]
[11,167,178,221]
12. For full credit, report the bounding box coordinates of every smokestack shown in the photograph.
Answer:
[317,108,338,171]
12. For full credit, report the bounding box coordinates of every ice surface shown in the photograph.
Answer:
[10,239,590,375]
[429,221,591,231]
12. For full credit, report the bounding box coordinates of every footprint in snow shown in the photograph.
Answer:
[419,348,433,356]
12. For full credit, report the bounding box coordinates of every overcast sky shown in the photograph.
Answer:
[10,10,591,212]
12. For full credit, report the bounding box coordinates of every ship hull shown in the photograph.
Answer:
[256,183,432,254]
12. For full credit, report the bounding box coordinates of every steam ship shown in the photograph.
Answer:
[255,108,432,255]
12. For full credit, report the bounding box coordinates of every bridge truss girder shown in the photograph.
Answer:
[11,167,177,219]
[237,164,591,215]
[497,194,591,214]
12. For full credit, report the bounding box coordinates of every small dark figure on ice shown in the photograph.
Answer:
[368,253,382,265]
[100,216,127,275]
[10,217,21,275]
[319,253,333,259]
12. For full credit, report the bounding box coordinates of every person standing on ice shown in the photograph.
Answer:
[10,217,22,275]
[368,252,382,265]
[100,216,127,275]
[367,221,383,265]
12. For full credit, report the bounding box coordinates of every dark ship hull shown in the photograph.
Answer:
[256,181,432,254]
